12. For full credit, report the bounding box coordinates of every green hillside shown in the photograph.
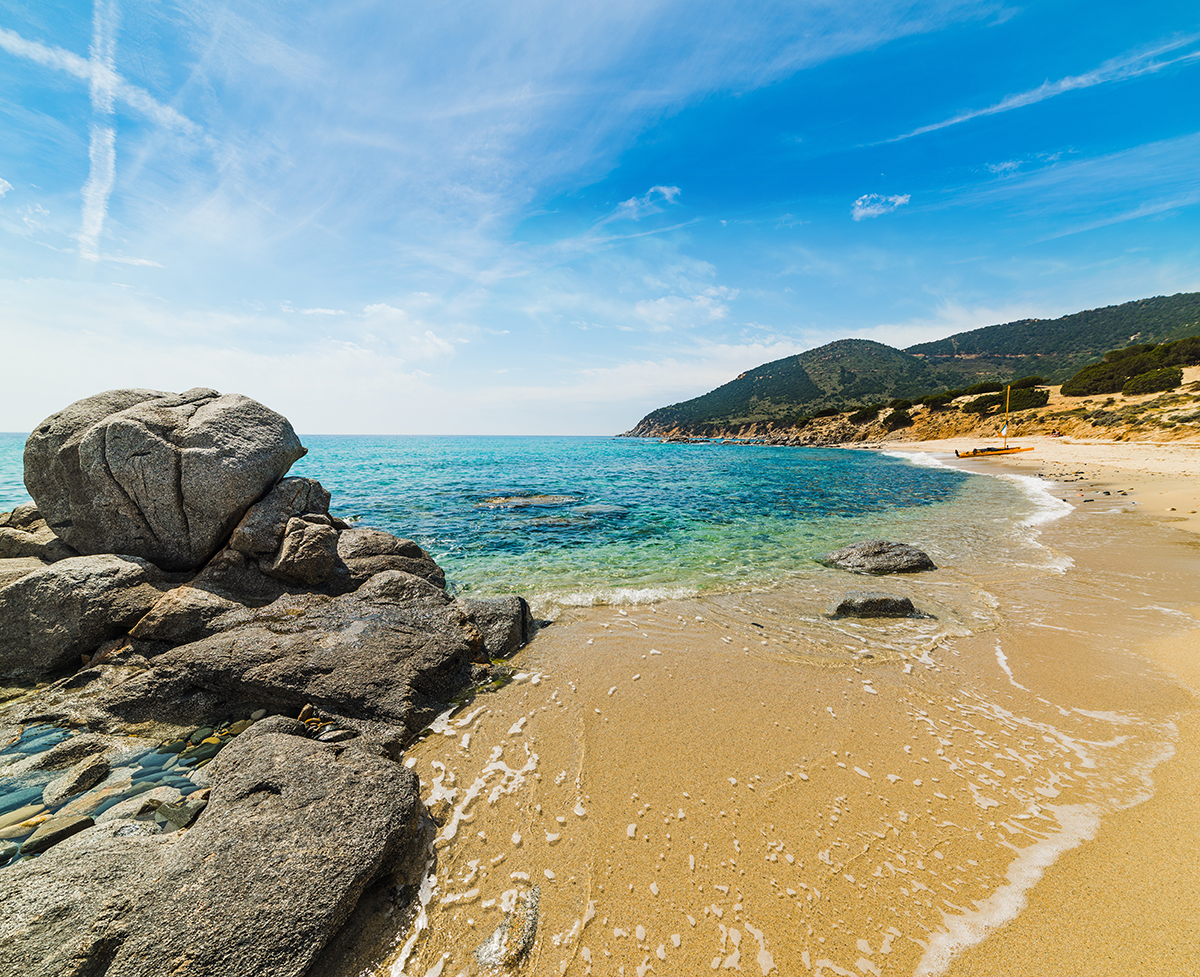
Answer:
[626,291,1200,436]
[906,292,1200,378]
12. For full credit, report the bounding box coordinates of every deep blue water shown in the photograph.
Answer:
[1,432,989,600]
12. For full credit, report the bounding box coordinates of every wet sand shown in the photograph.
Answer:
[364,448,1200,977]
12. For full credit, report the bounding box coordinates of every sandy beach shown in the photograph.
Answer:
[359,436,1200,977]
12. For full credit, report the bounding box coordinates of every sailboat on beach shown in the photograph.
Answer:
[955,384,1035,459]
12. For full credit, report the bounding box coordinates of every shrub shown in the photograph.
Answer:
[1010,375,1045,390]
[963,381,1004,395]
[813,407,840,418]
[1123,367,1183,396]
[920,393,954,410]
[883,408,913,431]
[889,398,913,410]
[849,404,884,424]
[964,387,1049,415]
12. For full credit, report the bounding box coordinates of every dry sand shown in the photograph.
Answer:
[362,441,1200,977]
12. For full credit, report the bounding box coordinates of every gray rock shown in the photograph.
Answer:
[822,539,937,574]
[86,583,480,742]
[129,585,241,644]
[834,592,917,618]
[456,594,535,659]
[187,547,295,607]
[0,507,78,562]
[0,841,16,866]
[333,528,446,591]
[266,517,340,586]
[0,502,42,531]
[242,716,309,739]
[0,554,174,681]
[228,477,332,558]
[24,388,306,571]
[6,733,110,772]
[18,814,94,854]
[0,557,48,589]
[42,755,110,807]
[0,732,422,977]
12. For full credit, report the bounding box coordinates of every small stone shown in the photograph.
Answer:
[0,840,18,865]
[42,756,111,808]
[227,720,253,735]
[0,804,45,831]
[184,743,221,762]
[250,709,268,721]
[19,815,94,854]
[315,728,356,743]
[158,798,207,831]
[95,786,183,824]
[0,814,52,840]
[298,704,315,722]
[200,736,222,745]
[188,727,214,745]
[156,740,187,755]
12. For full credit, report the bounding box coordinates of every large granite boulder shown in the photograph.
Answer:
[822,539,936,574]
[24,388,306,572]
[0,730,423,977]
[228,477,333,559]
[0,555,175,682]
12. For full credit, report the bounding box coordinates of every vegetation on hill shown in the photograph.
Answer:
[625,292,1200,437]
[906,292,1200,379]
[1060,336,1200,396]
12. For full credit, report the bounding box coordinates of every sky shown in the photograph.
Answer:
[1,1,1198,435]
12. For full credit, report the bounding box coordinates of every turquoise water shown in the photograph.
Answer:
[0,431,1023,602]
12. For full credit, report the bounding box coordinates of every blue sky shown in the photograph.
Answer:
[1,0,1198,434]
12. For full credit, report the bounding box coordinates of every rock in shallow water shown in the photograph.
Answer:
[833,592,918,618]
[19,814,94,855]
[822,539,936,574]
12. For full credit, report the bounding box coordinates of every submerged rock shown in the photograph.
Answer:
[822,539,937,574]
[834,592,918,618]
[23,388,306,572]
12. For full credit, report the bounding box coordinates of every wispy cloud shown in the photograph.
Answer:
[889,34,1200,142]
[0,25,200,135]
[851,193,910,220]
[0,179,12,197]
[299,307,347,316]
[599,185,682,226]
[78,124,116,261]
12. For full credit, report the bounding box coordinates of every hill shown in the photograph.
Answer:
[625,292,1200,437]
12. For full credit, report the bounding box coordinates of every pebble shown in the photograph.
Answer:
[316,728,356,743]
[0,814,51,840]
[0,804,44,831]
[19,815,94,855]
[187,727,213,745]
[0,840,17,865]
[228,719,254,735]
[250,709,268,721]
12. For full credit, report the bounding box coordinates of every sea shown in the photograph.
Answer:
[0,431,1055,614]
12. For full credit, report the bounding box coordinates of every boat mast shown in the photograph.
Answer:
[1003,385,1010,448]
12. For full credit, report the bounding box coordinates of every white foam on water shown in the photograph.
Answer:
[542,585,700,610]
[881,450,949,470]
[914,803,1102,976]
[993,640,1027,691]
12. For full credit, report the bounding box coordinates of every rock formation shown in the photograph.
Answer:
[0,388,536,977]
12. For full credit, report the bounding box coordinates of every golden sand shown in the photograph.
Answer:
[359,444,1200,977]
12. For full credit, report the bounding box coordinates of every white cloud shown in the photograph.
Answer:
[851,193,911,221]
[602,185,682,225]
[633,285,737,331]
[359,303,460,360]
[890,33,1200,142]
[300,307,347,315]
[0,178,12,197]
